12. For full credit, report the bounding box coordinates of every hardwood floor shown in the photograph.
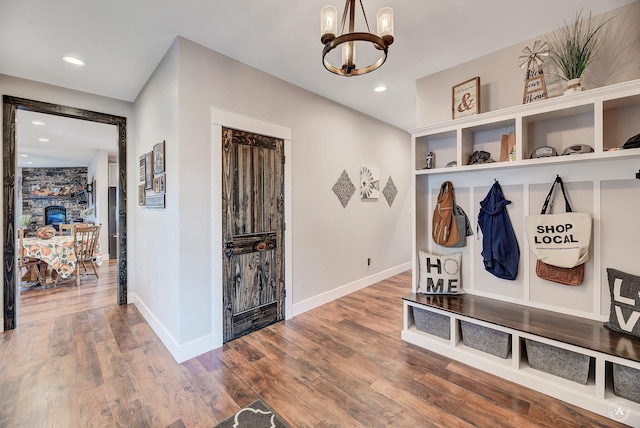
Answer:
[18,259,118,325]
[0,270,628,427]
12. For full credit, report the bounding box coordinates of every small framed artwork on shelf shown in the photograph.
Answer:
[144,152,153,189]
[452,76,480,119]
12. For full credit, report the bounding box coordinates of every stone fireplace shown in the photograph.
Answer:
[20,166,88,233]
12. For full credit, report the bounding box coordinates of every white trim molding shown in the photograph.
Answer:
[292,262,411,317]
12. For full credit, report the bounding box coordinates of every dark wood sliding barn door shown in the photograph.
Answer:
[222,127,285,343]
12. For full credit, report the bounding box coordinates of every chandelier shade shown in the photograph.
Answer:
[320,0,394,77]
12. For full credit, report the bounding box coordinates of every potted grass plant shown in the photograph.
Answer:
[547,10,611,94]
[19,214,32,228]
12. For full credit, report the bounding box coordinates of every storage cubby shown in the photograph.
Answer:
[460,320,511,359]
[415,130,456,171]
[406,79,640,425]
[522,103,595,159]
[461,118,515,165]
[603,93,640,150]
[412,306,450,339]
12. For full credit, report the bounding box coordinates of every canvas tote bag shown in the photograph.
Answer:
[525,175,592,269]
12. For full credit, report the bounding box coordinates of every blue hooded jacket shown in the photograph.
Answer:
[478,181,519,280]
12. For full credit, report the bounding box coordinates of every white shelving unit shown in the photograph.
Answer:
[404,79,640,425]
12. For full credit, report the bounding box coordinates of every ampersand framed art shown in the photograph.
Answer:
[452,76,480,119]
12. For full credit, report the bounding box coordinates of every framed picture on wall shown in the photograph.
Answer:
[145,193,165,209]
[138,184,146,205]
[153,140,165,175]
[452,76,480,119]
[139,155,146,182]
[144,151,153,189]
[153,173,165,194]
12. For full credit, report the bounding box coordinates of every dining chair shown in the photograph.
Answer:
[73,224,101,286]
[59,223,76,236]
[18,227,44,289]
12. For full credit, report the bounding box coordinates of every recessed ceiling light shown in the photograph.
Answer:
[31,120,45,126]
[374,85,387,92]
[19,154,28,157]
[38,138,49,142]
[62,56,85,66]
[26,161,33,165]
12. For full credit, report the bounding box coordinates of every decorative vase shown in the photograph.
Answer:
[564,78,583,95]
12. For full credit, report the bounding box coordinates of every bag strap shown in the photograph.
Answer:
[540,175,572,214]
[438,181,455,203]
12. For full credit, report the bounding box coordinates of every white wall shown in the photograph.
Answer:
[131,40,181,346]
[0,73,134,332]
[88,149,109,253]
[177,37,411,306]
[416,2,640,127]
[131,36,411,360]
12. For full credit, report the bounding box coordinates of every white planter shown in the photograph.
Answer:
[564,78,583,95]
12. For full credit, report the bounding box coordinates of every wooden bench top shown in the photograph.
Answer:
[403,293,640,363]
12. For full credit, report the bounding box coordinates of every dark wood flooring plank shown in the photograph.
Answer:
[0,268,628,427]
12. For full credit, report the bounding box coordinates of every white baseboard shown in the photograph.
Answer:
[129,292,214,363]
[291,262,411,317]
[129,263,410,361]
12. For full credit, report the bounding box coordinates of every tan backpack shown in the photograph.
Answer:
[432,181,459,246]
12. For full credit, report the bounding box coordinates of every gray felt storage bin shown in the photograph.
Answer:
[525,339,592,384]
[613,363,640,404]
[413,307,450,340]
[461,321,511,359]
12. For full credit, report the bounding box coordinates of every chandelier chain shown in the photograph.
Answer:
[359,0,372,34]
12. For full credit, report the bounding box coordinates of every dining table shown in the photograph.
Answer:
[20,234,103,284]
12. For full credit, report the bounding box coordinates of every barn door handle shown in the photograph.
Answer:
[224,242,234,257]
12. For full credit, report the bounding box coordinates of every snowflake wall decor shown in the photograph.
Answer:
[383,177,398,207]
[332,170,356,208]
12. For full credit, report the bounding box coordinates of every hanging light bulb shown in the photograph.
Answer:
[342,41,356,72]
[321,6,338,44]
[376,7,394,44]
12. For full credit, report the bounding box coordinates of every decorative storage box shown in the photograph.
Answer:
[460,321,511,359]
[613,363,640,404]
[525,339,592,384]
[413,307,450,340]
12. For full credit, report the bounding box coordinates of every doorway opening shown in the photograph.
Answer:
[3,95,128,330]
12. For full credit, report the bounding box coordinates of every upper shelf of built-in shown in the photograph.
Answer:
[411,79,640,175]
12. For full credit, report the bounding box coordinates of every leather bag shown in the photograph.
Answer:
[432,181,459,246]
[535,259,584,286]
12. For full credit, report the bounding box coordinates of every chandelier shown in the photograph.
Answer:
[320,1,394,76]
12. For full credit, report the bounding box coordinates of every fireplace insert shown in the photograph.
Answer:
[44,205,67,230]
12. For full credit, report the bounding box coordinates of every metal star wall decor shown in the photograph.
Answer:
[332,169,356,208]
[382,176,398,207]
[519,40,550,104]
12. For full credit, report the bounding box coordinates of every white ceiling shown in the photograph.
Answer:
[1,0,635,166]
[16,110,117,168]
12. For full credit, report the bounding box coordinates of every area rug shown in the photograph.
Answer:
[214,399,288,428]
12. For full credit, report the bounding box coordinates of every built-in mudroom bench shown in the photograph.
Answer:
[402,293,640,425]
[405,78,640,425]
